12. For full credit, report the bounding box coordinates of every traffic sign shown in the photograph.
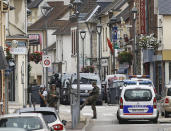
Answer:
[42,55,52,67]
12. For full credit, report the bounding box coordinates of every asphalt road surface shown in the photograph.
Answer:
[82,104,171,131]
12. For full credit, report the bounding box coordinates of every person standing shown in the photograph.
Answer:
[80,82,99,119]
[47,84,59,109]
[39,85,48,107]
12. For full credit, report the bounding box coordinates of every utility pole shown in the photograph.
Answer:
[96,23,102,80]
[41,3,52,89]
[132,3,138,75]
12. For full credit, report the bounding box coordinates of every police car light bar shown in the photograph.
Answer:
[129,75,150,79]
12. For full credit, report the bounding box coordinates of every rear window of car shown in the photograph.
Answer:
[22,111,57,124]
[167,88,171,96]
[0,117,43,130]
[124,89,152,101]
[24,111,57,123]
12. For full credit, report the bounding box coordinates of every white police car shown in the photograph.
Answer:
[117,84,159,124]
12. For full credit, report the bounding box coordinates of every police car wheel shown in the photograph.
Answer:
[152,119,158,123]
[165,111,169,118]
[118,119,126,124]
[161,111,164,116]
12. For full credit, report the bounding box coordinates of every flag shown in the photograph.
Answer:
[107,38,114,53]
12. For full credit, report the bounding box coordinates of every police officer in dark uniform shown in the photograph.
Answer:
[80,81,99,119]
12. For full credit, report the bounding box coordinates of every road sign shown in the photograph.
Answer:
[42,55,52,67]
[112,26,118,41]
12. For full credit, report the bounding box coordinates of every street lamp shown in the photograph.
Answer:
[80,30,86,69]
[96,23,102,80]
[109,16,117,74]
[41,3,52,90]
[131,3,138,75]
[70,0,82,129]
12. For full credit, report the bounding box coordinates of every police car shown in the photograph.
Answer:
[123,75,157,93]
[117,84,159,124]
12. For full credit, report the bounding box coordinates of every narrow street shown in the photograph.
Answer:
[59,104,171,131]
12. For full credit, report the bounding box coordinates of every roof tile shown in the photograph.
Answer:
[28,0,43,9]
[159,0,171,15]
[28,1,69,30]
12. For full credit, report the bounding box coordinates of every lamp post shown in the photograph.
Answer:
[41,2,52,89]
[70,0,82,128]
[80,30,86,69]
[96,23,102,80]
[109,16,117,74]
[131,3,138,75]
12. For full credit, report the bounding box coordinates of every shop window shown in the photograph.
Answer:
[71,29,77,56]
[169,62,171,82]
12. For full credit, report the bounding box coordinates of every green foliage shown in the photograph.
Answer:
[6,46,12,61]
[118,51,133,65]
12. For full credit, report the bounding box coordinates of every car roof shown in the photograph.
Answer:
[123,85,154,90]
[0,128,27,131]
[16,107,57,113]
[0,113,43,118]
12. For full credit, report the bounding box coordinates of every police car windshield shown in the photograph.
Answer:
[124,89,152,101]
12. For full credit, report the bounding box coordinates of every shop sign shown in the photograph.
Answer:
[101,59,108,66]
[140,0,146,34]
[10,47,27,55]
[28,34,42,45]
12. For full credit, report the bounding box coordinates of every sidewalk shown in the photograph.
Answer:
[58,105,89,131]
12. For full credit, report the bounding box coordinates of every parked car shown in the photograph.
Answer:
[0,128,27,131]
[117,84,159,124]
[0,113,49,131]
[15,107,66,131]
[160,84,171,117]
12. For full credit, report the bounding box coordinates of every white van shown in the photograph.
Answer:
[71,73,102,105]
[117,85,159,124]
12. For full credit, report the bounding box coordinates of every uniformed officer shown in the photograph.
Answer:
[80,81,99,119]
[47,84,59,109]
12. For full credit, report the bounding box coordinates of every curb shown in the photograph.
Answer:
[81,117,91,131]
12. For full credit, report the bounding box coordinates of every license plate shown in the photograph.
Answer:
[131,109,145,112]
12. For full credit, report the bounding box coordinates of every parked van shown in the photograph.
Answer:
[71,73,102,105]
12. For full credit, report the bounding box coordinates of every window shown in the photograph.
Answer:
[167,88,171,96]
[124,89,152,101]
[26,111,57,123]
[71,29,77,55]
